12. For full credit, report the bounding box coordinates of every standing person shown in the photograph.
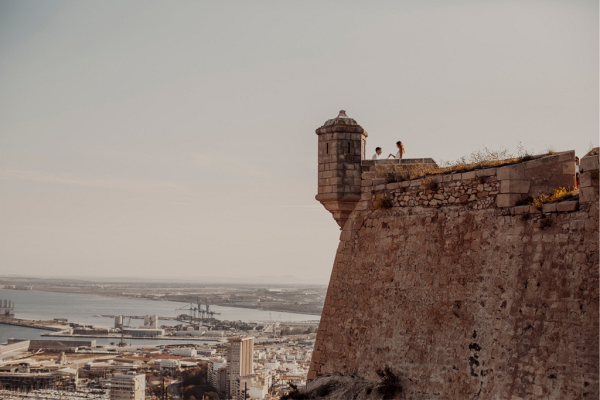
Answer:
[576,156,580,187]
[372,147,383,160]
[388,141,405,159]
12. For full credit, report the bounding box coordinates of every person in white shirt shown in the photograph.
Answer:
[372,147,382,160]
[388,141,406,160]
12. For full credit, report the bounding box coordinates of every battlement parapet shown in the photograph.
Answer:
[316,111,585,227]
[356,150,581,214]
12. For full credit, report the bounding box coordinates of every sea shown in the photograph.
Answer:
[0,289,320,346]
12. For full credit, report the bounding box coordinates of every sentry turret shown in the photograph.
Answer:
[315,110,367,228]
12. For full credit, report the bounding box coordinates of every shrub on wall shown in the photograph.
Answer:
[372,195,393,210]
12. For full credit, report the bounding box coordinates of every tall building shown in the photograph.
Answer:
[226,336,254,399]
[110,373,145,400]
[209,358,227,393]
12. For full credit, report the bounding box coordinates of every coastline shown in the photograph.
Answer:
[2,287,323,317]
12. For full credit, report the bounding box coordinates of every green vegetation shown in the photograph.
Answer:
[376,367,402,400]
[422,178,438,191]
[281,383,304,400]
[528,187,576,210]
[473,174,486,184]
[179,365,220,400]
[372,195,393,210]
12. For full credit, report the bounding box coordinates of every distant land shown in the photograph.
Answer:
[0,276,327,315]
[0,273,327,285]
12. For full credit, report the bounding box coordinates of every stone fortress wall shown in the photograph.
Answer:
[309,111,599,399]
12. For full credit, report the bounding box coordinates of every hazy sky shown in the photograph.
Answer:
[0,0,597,283]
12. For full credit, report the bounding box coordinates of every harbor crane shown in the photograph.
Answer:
[174,298,220,323]
[176,303,197,321]
[268,313,281,338]
[199,297,220,321]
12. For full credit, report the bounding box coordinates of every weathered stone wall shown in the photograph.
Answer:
[359,151,577,210]
[309,151,599,400]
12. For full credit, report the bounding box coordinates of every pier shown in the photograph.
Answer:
[0,317,66,332]
[94,314,179,320]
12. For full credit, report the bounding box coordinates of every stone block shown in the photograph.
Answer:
[556,201,578,212]
[386,182,400,190]
[496,194,521,208]
[355,201,369,211]
[477,168,497,177]
[353,216,364,230]
[497,164,525,180]
[513,205,530,214]
[452,174,462,180]
[374,184,386,191]
[500,180,531,194]
[400,181,410,187]
[462,171,476,180]
[342,218,354,231]
[443,174,453,182]
[580,187,598,203]
[580,155,599,172]
[431,175,443,183]
[339,231,352,241]
[569,219,585,230]
[410,179,422,187]
[580,173,592,188]
[542,203,557,213]
[556,150,575,162]
[529,205,541,214]
[562,161,575,175]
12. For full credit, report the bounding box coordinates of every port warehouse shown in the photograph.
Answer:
[0,339,88,390]
[121,328,163,337]
[0,365,78,391]
[6,339,96,352]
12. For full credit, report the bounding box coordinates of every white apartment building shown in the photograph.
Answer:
[226,336,254,399]
[110,373,145,400]
[158,359,180,371]
[209,358,227,392]
[88,362,141,372]
[171,347,197,357]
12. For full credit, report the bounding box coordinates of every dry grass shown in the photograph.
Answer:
[529,187,576,210]
[372,195,393,209]
[376,145,542,183]
[473,174,486,184]
[423,178,438,191]
[585,144,599,156]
